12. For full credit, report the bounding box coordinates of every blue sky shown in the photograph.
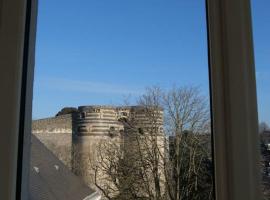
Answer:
[33,0,269,125]
[252,1,270,125]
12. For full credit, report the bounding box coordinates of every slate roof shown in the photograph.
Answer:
[30,135,99,200]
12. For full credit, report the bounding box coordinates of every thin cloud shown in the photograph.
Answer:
[37,77,144,95]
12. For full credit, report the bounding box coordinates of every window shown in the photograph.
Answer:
[138,128,144,135]
[121,112,128,117]
[29,0,214,199]
[110,127,116,131]
[31,1,214,199]
[0,0,262,200]
[109,126,116,137]
[81,112,86,119]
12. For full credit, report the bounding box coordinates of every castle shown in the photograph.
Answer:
[32,105,164,195]
[32,105,164,136]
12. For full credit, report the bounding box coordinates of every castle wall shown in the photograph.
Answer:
[32,114,74,168]
[34,132,72,168]
[31,105,165,199]
[32,114,73,133]
[71,135,119,189]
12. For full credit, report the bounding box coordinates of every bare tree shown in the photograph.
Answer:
[92,86,213,200]
[135,86,166,200]
[92,87,166,200]
[162,86,213,200]
[163,86,210,135]
[92,120,165,199]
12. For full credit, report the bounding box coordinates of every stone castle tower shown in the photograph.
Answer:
[32,105,164,191]
[75,105,163,136]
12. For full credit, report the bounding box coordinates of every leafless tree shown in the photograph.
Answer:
[163,86,210,135]
[93,86,213,200]
[162,86,213,200]
[91,87,165,200]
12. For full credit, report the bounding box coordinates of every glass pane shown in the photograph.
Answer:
[30,1,214,199]
[251,1,270,199]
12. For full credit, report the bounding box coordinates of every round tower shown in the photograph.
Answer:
[71,106,124,188]
[71,105,165,193]
[129,106,164,135]
[76,105,124,136]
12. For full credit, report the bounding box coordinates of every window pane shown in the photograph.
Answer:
[251,1,270,199]
[30,1,214,199]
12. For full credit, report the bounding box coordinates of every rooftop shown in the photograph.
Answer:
[30,135,100,200]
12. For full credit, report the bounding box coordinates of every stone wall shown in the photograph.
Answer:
[33,132,72,169]
[71,135,115,190]
[31,105,165,199]
[32,114,74,168]
[32,114,73,133]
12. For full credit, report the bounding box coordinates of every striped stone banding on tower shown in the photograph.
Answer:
[76,105,164,136]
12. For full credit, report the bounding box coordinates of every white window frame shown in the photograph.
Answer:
[207,0,261,199]
[0,0,262,199]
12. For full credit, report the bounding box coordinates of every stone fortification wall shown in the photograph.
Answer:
[33,132,72,169]
[32,114,73,133]
[71,135,117,189]
[32,114,74,168]
[31,105,165,198]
